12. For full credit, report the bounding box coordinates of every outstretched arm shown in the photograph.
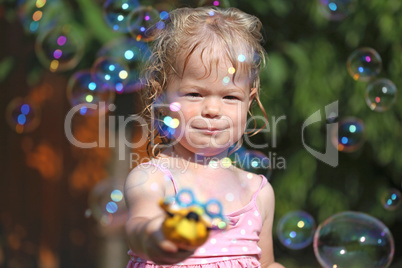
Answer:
[124,165,194,264]
[256,182,285,268]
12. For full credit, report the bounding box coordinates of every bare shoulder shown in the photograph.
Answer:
[124,160,173,214]
[126,161,166,191]
[256,176,275,222]
[234,167,266,191]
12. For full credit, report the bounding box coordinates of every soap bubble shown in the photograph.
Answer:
[277,211,316,250]
[159,115,179,138]
[35,25,85,72]
[197,0,231,7]
[6,97,41,134]
[103,0,140,33]
[332,117,365,153]
[17,0,61,35]
[380,188,401,211]
[67,70,115,116]
[243,149,272,178]
[314,211,394,268]
[347,47,382,81]
[88,179,127,228]
[318,0,357,21]
[97,37,150,93]
[92,57,130,93]
[127,5,161,42]
[365,78,397,112]
[229,147,272,179]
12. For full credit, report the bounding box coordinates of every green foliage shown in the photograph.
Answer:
[237,0,402,263]
[0,57,15,82]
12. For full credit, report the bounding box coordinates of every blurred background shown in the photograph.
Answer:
[0,0,401,267]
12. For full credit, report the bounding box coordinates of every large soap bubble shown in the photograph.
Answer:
[314,211,394,268]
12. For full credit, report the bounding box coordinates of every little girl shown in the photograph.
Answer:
[125,6,284,268]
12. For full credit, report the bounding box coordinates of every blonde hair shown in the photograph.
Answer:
[141,6,268,158]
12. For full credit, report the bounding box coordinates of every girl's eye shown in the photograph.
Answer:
[186,93,201,98]
[224,96,239,100]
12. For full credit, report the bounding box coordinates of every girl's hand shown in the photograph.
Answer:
[143,216,196,265]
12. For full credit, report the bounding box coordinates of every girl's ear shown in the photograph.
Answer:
[248,87,258,109]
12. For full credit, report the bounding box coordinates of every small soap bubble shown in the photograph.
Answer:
[228,67,235,74]
[6,97,41,134]
[169,102,181,112]
[380,188,401,211]
[128,5,160,42]
[35,25,85,72]
[84,209,92,218]
[103,0,140,33]
[97,37,150,93]
[160,115,178,138]
[238,54,246,62]
[347,47,382,81]
[244,149,271,178]
[277,211,316,250]
[225,192,234,202]
[67,70,115,116]
[222,76,230,86]
[217,221,227,229]
[314,211,395,268]
[160,11,169,20]
[332,117,364,153]
[209,160,219,169]
[197,0,230,7]
[163,116,172,126]
[88,180,127,228]
[170,118,180,129]
[221,157,232,168]
[92,57,130,93]
[318,0,357,21]
[110,189,123,202]
[365,78,397,112]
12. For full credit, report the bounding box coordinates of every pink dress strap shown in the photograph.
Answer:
[251,175,269,201]
[138,162,179,194]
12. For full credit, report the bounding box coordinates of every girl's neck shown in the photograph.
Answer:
[162,143,230,168]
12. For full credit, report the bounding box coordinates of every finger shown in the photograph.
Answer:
[158,239,179,253]
[150,227,179,253]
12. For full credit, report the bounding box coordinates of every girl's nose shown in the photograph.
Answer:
[201,97,221,118]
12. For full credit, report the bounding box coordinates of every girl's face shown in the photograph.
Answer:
[164,48,256,156]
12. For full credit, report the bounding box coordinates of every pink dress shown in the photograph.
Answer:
[127,162,268,268]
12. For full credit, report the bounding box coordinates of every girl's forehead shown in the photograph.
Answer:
[176,45,253,83]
